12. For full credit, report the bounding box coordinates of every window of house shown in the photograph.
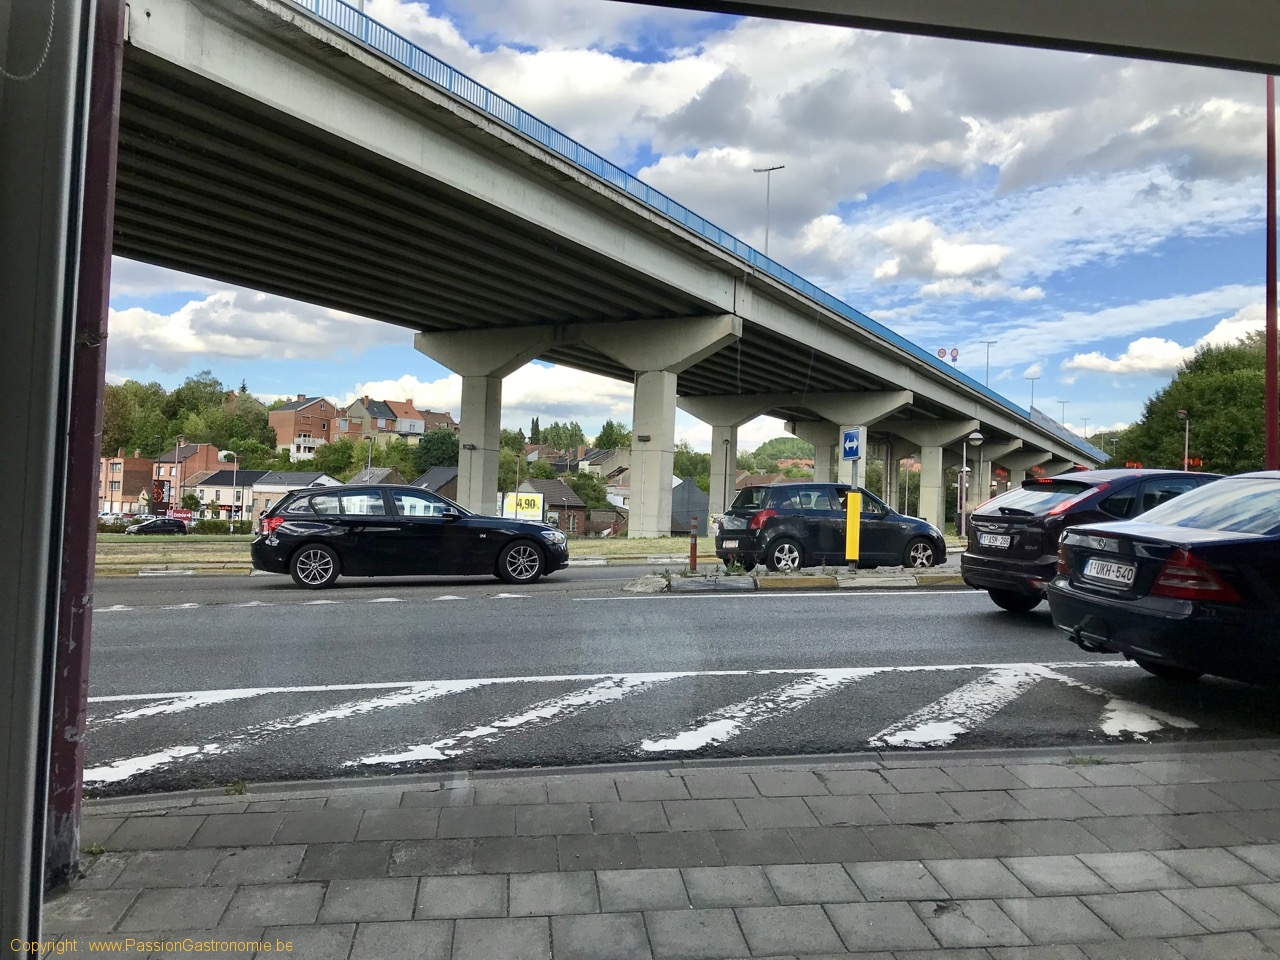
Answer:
[213,491,221,502]
[109,481,121,492]
[110,462,121,473]
[338,419,348,431]
[235,490,241,502]
[568,512,578,532]
[378,418,386,429]
[301,415,311,424]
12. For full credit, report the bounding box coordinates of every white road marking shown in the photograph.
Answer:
[574,590,972,601]
[84,746,204,784]
[302,599,341,604]
[99,605,133,612]
[368,597,405,603]
[1041,668,1199,740]
[434,595,466,601]
[236,601,270,607]
[162,603,200,610]
[492,593,528,599]
[869,667,1044,748]
[92,690,269,727]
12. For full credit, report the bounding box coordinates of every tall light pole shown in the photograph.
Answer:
[1267,75,1278,470]
[1081,417,1090,439]
[365,435,374,473]
[753,164,784,257]
[721,437,731,519]
[961,431,983,538]
[1110,437,1119,458]
[1026,374,1040,412]
[1058,400,1069,425]
[1178,409,1190,469]
[980,340,998,386]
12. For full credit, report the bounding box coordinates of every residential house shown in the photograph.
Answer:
[152,443,224,513]
[347,466,407,485]
[269,395,335,455]
[185,469,269,519]
[517,478,586,534]
[418,409,459,434]
[576,448,628,478]
[671,478,711,536]
[585,507,627,537]
[98,449,154,515]
[736,471,787,490]
[411,466,459,501]
[385,400,425,437]
[250,471,344,521]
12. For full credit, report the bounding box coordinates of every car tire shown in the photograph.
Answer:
[987,588,1041,613]
[765,538,804,573]
[1134,657,1204,681]
[497,540,545,584]
[903,538,936,568]
[738,557,757,573]
[290,543,340,589]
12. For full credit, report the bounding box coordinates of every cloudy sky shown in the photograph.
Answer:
[105,0,1271,450]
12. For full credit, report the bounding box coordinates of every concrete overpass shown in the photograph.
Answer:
[112,0,1101,537]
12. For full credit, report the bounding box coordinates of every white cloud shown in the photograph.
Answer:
[872,218,1010,281]
[1023,362,1043,379]
[109,259,225,299]
[918,279,1044,300]
[1061,302,1264,376]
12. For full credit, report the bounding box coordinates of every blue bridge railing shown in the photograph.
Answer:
[291,0,1104,463]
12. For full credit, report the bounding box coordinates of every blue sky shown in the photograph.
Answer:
[105,0,1271,450]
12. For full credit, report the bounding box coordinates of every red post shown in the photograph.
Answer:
[689,516,698,573]
[45,0,126,889]
[1267,75,1278,471]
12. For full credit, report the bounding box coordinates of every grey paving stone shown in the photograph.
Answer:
[989,945,1089,959]
[881,767,963,794]
[1074,786,1172,816]
[1259,929,1280,953]
[643,908,749,959]
[735,797,820,829]
[1244,881,1280,913]
[711,828,803,866]
[945,791,1034,822]
[298,841,392,880]
[273,809,362,845]
[997,895,1117,944]
[244,798,326,813]
[1234,845,1280,879]
[1168,931,1280,959]
[1078,816,1180,852]
[1001,856,1112,896]
[764,863,862,904]
[1078,852,1193,892]
[683,865,778,907]
[847,859,948,901]
[75,851,131,890]
[663,799,746,831]
[473,835,559,873]
[438,804,516,838]
[815,769,897,795]
[751,771,828,796]
[893,951,993,960]
[1153,848,1267,886]
[616,775,689,801]
[1006,765,1092,789]
[472,779,547,805]
[260,923,354,960]
[222,882,325,926]
[352,920,453,960]
[417,875,507,919]
[558,833,643,871]
[1131,762,1217,785]
[324,789,404,810]
[510,870,599,916]
[117,887,234,931]
[547,775,621,804]
[638,832,722,868]
[1074,763,1158,787]
[552,912,653,960]
[81,817,124,848]
[389,838,474,876]
[1194,756,1280,782]
[737,904,845,955]
[927,858,1032,899]
[318,877,417,923]
[1080,891,1206,938]
[187,812,283,848]
[355,807,439,841]
[207,845,305,886]
[806,794,892,826]
[1150,813,1251,847]
[144,928,269,959]
[452,917,549,960]
[514,802,592,835]
[1162,886,1280,932]
[103,816,202,851]
[1138,784,1237,814]
[864,824,959,861]
[824,901,939,951]
[786,826,879,864]
[681,773,759,799]
[400,786,474,808]
[942,766,1029,792]
[1078,938,1182,959]
[939,823,1040,859]
[1219,810,1280,843]
[42,889,140,932]
[1006,789,1102,820]
[875,791,962,824]
[592,801,670,834]
[915,899,1032,948]
[598,868,690,912]
[1208,780,1280,811]
[113,849,220,888]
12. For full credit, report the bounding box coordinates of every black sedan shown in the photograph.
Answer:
[250,484,570,588]
[124,517,188,535]
[1049,472,1280,683]
[715,482,947,572]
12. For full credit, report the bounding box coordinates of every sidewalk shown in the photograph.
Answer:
[46,742,1280,958]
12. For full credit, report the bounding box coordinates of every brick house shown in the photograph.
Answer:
[269,395,335,455]
[152,443,224,513]
[336,396,421,446]
[186,469,269,520]
[98,448,154,515]
[419,409,459,434]
[518,478,586,535]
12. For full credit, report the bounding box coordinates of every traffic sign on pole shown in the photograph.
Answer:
[841,427,862,461]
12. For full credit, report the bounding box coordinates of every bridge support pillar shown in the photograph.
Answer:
[888,420,980,529]
[999,449,1053,485]
[678,395,776,518]
[785,421,839,482]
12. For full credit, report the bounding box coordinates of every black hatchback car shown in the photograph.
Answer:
[715,482,947,572]
[124,517,187,535]
[251,484,570,588]
[961,469,1219,612]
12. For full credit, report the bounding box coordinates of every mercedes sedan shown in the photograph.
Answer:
[251,484,570,588]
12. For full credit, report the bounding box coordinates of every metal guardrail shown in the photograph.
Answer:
[291,0,1105,464]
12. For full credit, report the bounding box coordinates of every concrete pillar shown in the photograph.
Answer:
[999,450,1053,485]
[917,445,946,528]
[1043,458,1078,476]
[677,394,776,518]
[889,420,980,530]
[630,370,678,538]
[786,421,838,482]
[710,425,737,516]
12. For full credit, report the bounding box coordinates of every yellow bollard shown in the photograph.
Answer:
[845,490,861,568]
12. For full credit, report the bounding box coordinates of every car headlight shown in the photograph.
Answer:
[540,529,567,545]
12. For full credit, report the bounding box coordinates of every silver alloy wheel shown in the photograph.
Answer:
[505,543,541,580]
[295,548,335,585]
[771,541,801,572]
[907,541,934,567]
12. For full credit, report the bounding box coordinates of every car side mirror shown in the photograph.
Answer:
[441,507,461,521]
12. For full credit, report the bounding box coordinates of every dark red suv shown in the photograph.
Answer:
[961,469,1220,612]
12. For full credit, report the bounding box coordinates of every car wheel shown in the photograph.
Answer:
[290,543,340,589]
[738,557,757,573]
[903,538,936,568]
[765,538,803,572]
[987,588,1041,613]
[1134,657,1204,681]
[497,540,545,584]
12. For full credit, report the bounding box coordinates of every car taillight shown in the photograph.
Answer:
[1149,548,1240,602]
[262,516,285,536]
[747,509,776,531]
[1046,482,1109,517]
[1056,544,1069,575]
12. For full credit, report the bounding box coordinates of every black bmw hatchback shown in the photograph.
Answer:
[251,484,570,588]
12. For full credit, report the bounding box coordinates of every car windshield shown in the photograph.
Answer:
[974,478,1093,516]
[1135,477,1280,536]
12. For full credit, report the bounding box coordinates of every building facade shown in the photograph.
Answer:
[269,395,335,455]
[152,443,224,513]
[98,449,154,514]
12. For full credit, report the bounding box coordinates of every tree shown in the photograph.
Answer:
[752,436,815,462]
[673,440,711,480]
[164,371,225,422]
[540,420,586,452]
[313,438,360,477]
[180,492,201,512]
[413,427,460,474]
[529,417,541,444]
[567,472,611,509]
[500,428,526,455]
[595,419,631,450]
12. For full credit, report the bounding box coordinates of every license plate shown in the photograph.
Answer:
[722,540,739,549]
[979,533,1011,549]
[1084,557,1136,585]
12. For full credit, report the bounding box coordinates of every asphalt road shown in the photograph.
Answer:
[85,572,1280,795]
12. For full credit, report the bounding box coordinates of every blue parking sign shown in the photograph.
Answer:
[842,427,861,461]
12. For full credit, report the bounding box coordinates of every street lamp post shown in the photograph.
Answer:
[1026,375,1040,412]
[1178,409,1190,469]
[365,435,375,473]
[752,164,785,257]
[721,437,731,519]
[1081,417,1090,439]
[980,340,998,386]
[1058,400,1069,425]
[1110,437,1119,459]
[961,431,984,539]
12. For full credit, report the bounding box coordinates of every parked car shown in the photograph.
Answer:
[251,484,570,588]
[124,517,188,535]
[715,482,947,572]
[961,469,1219,612]
[1048,472,1280,683]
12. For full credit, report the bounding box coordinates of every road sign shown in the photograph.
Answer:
[950,348,960,361]
[841,427,861,461]
[936,348,946,358]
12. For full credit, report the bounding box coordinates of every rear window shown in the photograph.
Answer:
[1136,478,1280,536]
[730,487,770,510]
[975,479,1093,517]
[282,497,315,516]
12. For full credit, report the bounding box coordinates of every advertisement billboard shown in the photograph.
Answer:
[502,492,544,521]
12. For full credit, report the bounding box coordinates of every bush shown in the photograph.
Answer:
[191,519,231,535]
[97,521,130,534]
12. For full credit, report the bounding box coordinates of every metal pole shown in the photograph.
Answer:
[981,340,997,385]
[1268,75,1278,470]
[1059,400,1069,425]
[1184,417,1191,470]
[959,441,968,538]
[753,165,784,258]
[1027,376,1039,412]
